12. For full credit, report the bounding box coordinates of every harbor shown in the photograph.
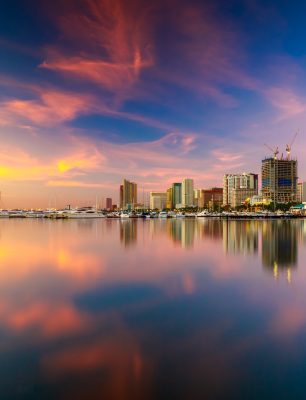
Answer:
[0,208,304,219]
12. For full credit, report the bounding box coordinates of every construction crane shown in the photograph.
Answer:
[286,131,298,160]
[264,144,279,160]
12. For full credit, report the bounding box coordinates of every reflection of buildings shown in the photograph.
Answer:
[262,220,298,282]
[120,220,137,247]
[168,219,196,249]
[223,221,259,255]
[197,219,223,240]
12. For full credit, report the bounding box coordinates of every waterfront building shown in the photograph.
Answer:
[297,182,306,203]
[120,179,137,209]
[223,173,258,207]
[262,158,297,203]
[166,187,173,209]
[231,188,258,208]
[172,183,182,208]
[106,198,112,210]
[194,189,202,208]
[182,178,194,207]
[150,192,167,210]
[202,188,223,209]
[301,182,306,202]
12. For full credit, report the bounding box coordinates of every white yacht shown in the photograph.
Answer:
[196,210,210,217]
[65,208,105,219]
[120,212,130,218]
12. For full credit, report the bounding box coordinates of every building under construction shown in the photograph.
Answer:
[262,158,298,203]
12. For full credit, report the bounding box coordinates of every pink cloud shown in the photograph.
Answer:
[40,0,154,104]
[1,90,93,126]
[262,86,306,121]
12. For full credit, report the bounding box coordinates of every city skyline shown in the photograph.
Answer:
[1,1,306,208]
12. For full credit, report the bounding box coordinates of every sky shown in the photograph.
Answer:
[1,0,306,208]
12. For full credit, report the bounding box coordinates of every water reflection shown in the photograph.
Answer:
[120,219,138,247]
[1,218,306,399]
[168,219,196,249]
[262,220,298,282]
[223,220,259,255]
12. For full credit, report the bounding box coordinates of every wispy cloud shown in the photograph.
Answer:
[41,0,154,104]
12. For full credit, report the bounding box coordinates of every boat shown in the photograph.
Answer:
[185,213,196,218]
[64,208,105,219]
[25,210,46,218]
[8,210,26,218]
[196,210,210,217]
[120,212,130,218]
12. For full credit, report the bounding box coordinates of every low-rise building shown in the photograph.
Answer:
[231,188,258,208]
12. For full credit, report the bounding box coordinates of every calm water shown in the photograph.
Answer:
[1,218,306,399]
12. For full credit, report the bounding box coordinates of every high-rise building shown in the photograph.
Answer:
[297,182,306,203]
[262,158,297,203]
[106,198,112,210]
[120,179,137,209]
[297,182,302,203]
[166,187,173,209]
[194,189,202,208]
[150,192,167,210]
[182,178,194,207]
[223,173,258,207]
[172,183,182,208]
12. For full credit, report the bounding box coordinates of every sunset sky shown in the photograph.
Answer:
[1,0,306,208]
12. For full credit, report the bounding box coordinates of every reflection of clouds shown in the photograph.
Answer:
[42,328,148,399]
[0,302,90,338]
[56,248,104,281]
[182,273,196,295]
[2,219,306,398]
[0,220,106,343]
[0,220,104,285]
[269,306,306,337]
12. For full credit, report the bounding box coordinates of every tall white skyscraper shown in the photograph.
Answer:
[182,178,194,207]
